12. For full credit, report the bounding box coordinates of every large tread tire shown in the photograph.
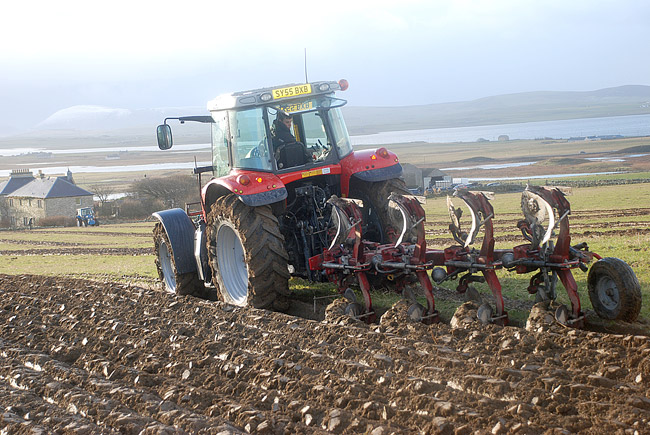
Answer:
[153,223,203,297]
[349,177,410,244]
[206,194,290,311]
[587,257,641,321]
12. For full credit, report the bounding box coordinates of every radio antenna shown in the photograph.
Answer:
[304,48,308,83]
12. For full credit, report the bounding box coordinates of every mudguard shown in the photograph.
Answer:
[339,149,403,195]
[352,164,403,182]
[203,171,288,208]
[152,208,197,275]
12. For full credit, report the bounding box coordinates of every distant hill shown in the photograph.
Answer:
[1,85,649,147]
[342,85,650,134]
[35,105,206,132]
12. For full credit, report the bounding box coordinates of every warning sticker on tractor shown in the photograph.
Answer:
[273,84,312,100]
[301,169,324,178]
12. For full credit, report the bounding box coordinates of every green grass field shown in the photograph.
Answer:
[0,223,157,281]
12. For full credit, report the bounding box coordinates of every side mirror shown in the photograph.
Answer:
[157,124,173,150]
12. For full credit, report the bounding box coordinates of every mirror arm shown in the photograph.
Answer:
[164,116,214,124]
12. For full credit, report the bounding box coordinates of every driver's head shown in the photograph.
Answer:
[277,110,292,127]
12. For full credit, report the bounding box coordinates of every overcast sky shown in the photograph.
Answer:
[1,0,649,134]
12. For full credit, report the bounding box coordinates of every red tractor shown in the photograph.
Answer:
[153,80,410,312]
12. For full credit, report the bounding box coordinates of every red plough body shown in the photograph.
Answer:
[311,186,638,328]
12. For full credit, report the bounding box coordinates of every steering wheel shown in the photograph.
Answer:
[247,139,267,158]
[317,139,330,151]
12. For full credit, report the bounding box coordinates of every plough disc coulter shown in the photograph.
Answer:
[311,186,641,328]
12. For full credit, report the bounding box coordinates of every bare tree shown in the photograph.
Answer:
[91,184,116,206]
[130,175,200,209]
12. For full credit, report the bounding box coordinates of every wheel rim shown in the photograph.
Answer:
[216,222,248,305]
[595,275,619,311]
[158,240,176,293]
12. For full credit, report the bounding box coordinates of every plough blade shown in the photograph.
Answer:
[521,189,555,248]
[437,190,509,325]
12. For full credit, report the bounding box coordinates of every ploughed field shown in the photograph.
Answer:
[1,185,649,433]
[1,274,649,434]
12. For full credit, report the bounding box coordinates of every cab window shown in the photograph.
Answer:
[211,111,230,177]
[328,107,353,158]
[229,108,273,171]
[300,111,332,164]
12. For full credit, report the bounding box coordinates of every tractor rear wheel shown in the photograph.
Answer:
[153,223,203,296]
[349,177,410,244]
[206,194,290,310]
[587,257,641,321]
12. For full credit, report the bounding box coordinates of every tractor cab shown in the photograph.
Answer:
[205,81,354,177]
[156,80,354,179]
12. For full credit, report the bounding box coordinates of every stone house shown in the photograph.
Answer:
[0,169,94,228]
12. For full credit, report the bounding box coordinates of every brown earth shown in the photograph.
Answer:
[1,274,649,434]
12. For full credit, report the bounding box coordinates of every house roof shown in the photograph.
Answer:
[8,177,93,199]
[0,176,35,196]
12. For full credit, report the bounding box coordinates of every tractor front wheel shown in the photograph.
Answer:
[206,194,290,310]
[153,223,202,296]
[587,257,641,321]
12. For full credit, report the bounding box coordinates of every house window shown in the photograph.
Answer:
[19,199,24,206]
[75,198,82,206]
[28,199,32,206]
[37,200,42,208]
[23,217,29,226]
[8,199,13,206]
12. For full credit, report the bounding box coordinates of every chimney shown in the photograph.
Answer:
[10,169,34,179]
[38,170,44,179]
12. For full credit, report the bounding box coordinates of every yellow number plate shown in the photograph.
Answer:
[272,84,312,100]
[280,101,314,113]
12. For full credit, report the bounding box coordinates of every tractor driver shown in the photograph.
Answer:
[272,110,312,169]
[272,110,296,145]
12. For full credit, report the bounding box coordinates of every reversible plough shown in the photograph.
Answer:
[310,186,642,328]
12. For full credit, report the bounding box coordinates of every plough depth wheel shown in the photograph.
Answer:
[587,257,641,321]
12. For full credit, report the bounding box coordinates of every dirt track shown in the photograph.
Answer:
[1,274,649,434]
